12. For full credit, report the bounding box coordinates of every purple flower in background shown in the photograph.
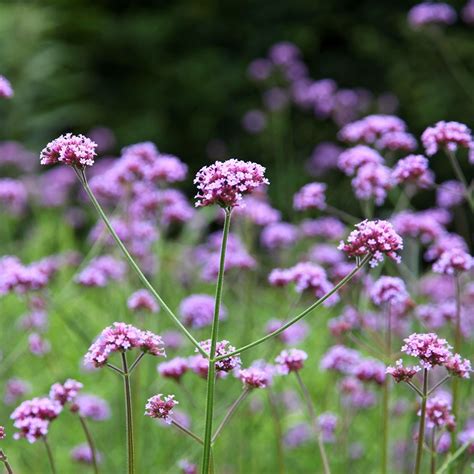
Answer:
[144,394,178,424]
[242,110,267,134]
[71,443,103,465]
[386,359,421,383]
[436,181,465,208]
[147,154,188,183]
[424,396,455,430]
[263,87,289,111]
[179,294,226,329]
[422,121,473,159]
[408,2,457,28]
[300,217,346,240]
[320,345,361,374]
[28,333,51,356]
[392,155,434,188]
[261,222,298,250]
[338,115,406,144]
[268,41,301,66]
[351,163,393,205]
[338,145,384,176]
[238,362,274,388]
[284,423,311,448]
[275,349,308,374]
[370,276,409,306]
[318,412,338,443]
[445,354,472,379]
[247,58,273,81]
[462,0,474,24]
[75,394,111,421]
[392,210,448,244]
[128,289,160,314]
[198,339,241,373]
[49,379,83,406]
[178,459,198,474]
[0,75,13,98]
[4,378,31,406]
[266,319,309,345]
[40,133,98,168]
[194,159,269,208]
[0,178,28,214]
[353,359,386,385]
[433,248,473,275]
[76,255,126,287]
[376,131,417,152]
[293,182,327,211]
[233,196,281,226]
[157,357,189,382]
[306,142,343,176]
[309,244,344,266]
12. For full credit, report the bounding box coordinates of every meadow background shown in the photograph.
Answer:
[1,0,474,473]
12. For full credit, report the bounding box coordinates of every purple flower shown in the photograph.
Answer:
[28,333,51,356]
[179,294,227,329]
[194,159,269,208]
[0,178,28,214]
[84,322,165,368]
[198,340,241,373]
[74,394,111,421]
[49,379,83,406]
[0,75,13,98]
[40,133,98,168]
[423,396,455,430]
[445,354,472,379]
[386,359,421,383]
[4,378,31,405]
[318,412,338,443]
[275,349,308,374]
[261,222,298,250]
[306,142,343,176]
[266,319,309,345]
[128,289,159,314]
[268,41,301,66]
[462,0,474,24]
[147,154,188,183]
[408,2,457,28]
[338,115,406,144]
[293,182,327,211]
[320,345,361,374]
[144,394,178,424]
[178,459,198,474]
[242,110,267,134]
[284,423,311,448]
[238,362,274,388]
[300,217,346,240]
[233,196,281,226]
[76,255,126,287]
[433,248,473,275]
[370,276,409,306]
[338,145,384,176]
[0,426,5,440]
[263,87,289,111]
[436,180,465,208]
[71,443,102,465]
[338,219,403,267]
[247,58,273,81]
[393,210,448,244]
[351,163,393,205]
[392,155,434,188]
[157,357,189,381]
[376,132,417,152]
[425,233,467,262]
[353,359,386,385]
[401,333,452,369]
[422,121,473,158]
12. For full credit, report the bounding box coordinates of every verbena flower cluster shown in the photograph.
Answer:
[40,133,98,168]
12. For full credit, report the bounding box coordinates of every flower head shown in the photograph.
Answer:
[0,426,5,440]
[84,322,165,368]
[293,182,327,211]
[338,219,403,267]
[40,133,97,168]
[386,359,421,383]
[445,354,472,379]
[424,396,456,430]
[275,349,308,374]
[338,145,384,176]
[198,340,241,373]
[144,394,178,424]
[49,379,83,406]
[392,155,433,188]
[238,362,274,389]
[179,294,226,329]
[0,75,13,98]
[71,443,102,465]
[194,159,268,208]
[408,3,457,28]
[74,394,111,421]
[422,121,473,157]
[433,248,473,275]
[370,276,409,306]
[351,163,393,205]
[157,357,189,381]
[401,333,452,369]
[127,289,159,314]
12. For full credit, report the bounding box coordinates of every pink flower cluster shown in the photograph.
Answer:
[233,196,281,226]
[422,121,473,161]
[84,322,165,368]
[238,362,274,388]
[0,178,28,214]
[408,2,457,28]
[433,248,473,275]
[10,397,62,443]
[338,115,407,144]
[385,359,421,383]
[74,394,111,420]
[424,396,456,431]
[300,217,346,240]
[144,394,178,424]
[76,255,126,287]
[391,155,434,188]
[194,159,269,208]
[338,145,384,176]
[49,379,83,406]
[157,357,189,381]
[71,443,102,465]
[198,339,241,373]
[268,262,338,305]
[369,276,409,306]
[40,133,98,168]
[0,75,13,98]
[293,182,327,211]
[338,219,403,267]
[351,163,393,205]
[261,222,298,250]
[275,349,308,374]
[179,294,227,329]
[127,289,160,314]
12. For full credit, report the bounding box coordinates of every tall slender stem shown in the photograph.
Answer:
[267,389,285,474]
[215,254,370,362]
[121,353,135,474]
[212,388,250,443]
[430,427,436,474]
[171,420,203,444]
[43,437,57,474]
[0,450,14,474]
[77,169,206,357]
[451,273,462,453]
[79,416,99,474]
[201,208,232,474]
[294,372,331,474]
[414,369,428,474]
[445,149,474,211]
[382,303,392,474]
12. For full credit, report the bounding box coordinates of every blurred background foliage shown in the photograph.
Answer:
[0,0,473,209]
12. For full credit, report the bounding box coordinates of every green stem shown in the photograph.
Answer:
[0,450,14,474]
[43,437,56,474]
[76,168,206,357]
[79,416,99,474]
[451,273,462,454]
[267,389,285,474]
[431,427,436,474]
[171,420,203,444]
[201,208,232,474]
[212,388,250,444]
[414,369,428,474]
[215,254,370,362]
[445,149,474,211]
[294,372,331,474]
[121,353,135,474]
[382,304,392,474]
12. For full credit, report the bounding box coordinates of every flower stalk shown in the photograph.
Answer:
[121,353,135,474]
[43,437,57,474]
[0,450,14,474]
[414,369,428,474]
[78,416,99,474]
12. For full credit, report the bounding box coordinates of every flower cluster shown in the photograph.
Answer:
[84,322,165,368]
[0,178,28,214]
[238,362,274,388]
[338,145,383,176]
[74,394,111,420]
[385,360,421,383]
[408,3,457,28]
[127,289,160,314]
[0,75,13,98]
[76,255,126,287]
[157,357,189,381]
[424,396,456,431]
[293,182,327,211]
[351,163,393,205]
[144,394,178,424]
[71,444,102,465]
[49,379,83,406]
[40,133,98,168]
[338,219,403,267]
[275,349,308,374]
[261,222,299,250]
[198,340,241,373]
[401,333,452,369]
[338,115,407,144]
[369,276,409,306]
[421,121,473,159]
[194,159,269,208]
[179,294,227,329]
[391,155,433,188]
[433,248,473,275]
